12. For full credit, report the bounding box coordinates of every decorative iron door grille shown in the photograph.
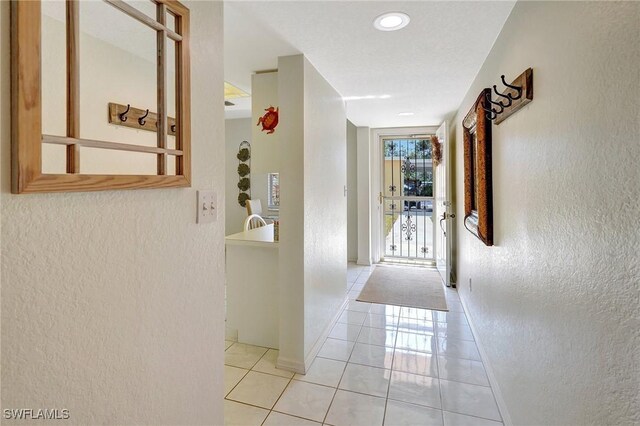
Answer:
[382,138,435,260]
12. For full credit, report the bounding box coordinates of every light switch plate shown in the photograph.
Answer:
[197,190,217,224]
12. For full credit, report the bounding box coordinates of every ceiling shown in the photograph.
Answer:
[224,1,515,128]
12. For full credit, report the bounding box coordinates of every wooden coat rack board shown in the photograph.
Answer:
[480,68,533,125]
[108,102,177,136]
[493,68,533,125]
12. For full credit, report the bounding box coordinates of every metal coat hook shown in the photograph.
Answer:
[485,91,505,114]
[119,104,130,122]
[501,75,523,100]
[138,109,149,126]
[493,85,513,108]
[480,99,498,121]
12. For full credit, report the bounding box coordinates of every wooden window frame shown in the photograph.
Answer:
[463,89,493,246]
[11,0,191,193]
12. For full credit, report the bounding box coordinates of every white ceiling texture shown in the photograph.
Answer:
[224,1,515,127]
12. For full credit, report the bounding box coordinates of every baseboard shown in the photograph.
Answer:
[458,293,513,426]
[302,297,350,373]
[356,258,372,266]
[225,326,238,342]
[275,297,349,375]
[275,356,306,375]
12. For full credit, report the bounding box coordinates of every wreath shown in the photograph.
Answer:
[431,135,442,166]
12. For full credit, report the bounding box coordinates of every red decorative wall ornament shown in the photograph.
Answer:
[257,106,279,134]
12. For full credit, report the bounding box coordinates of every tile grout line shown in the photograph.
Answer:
[455,297,505,424]
[318,342,498,422]
[224,344,270,400]
[224,399,272,415]
[270,409,326,424]
[435,327,446,426]
[260,373,296,426]
[321,303,366,425]
[226,347,290,425]
[256,347,299,426]
[230,268,365,423]
[230,350,496,417]
[226,281,502,425]
[381,313,401,426]
[224,366,251,399]
[439,289,504,424]
[442,409,506,425]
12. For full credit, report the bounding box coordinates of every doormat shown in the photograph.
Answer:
[357,264,448,311]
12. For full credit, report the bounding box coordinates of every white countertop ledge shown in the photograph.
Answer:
[225,224,279,249]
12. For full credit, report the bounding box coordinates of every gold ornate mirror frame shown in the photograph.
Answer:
[463,89,493,246]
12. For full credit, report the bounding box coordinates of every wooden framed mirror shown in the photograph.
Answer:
[11,0,190,193]
[463,89,493,246]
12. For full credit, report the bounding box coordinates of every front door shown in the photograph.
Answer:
[434,122,454,285]
[381,137,435,261]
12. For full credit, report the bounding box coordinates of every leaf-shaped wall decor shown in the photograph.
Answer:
[237,148,250,162]
[237,163,250,177]
[238,192,250,207]
[238,177,250,191]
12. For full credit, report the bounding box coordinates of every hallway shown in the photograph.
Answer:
[224,264,502,426]
[1,1,637,424]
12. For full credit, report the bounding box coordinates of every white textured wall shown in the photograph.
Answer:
[452,2,640,425]
[251,72,280,215]
[277,55,347,370]
[277,55,305,367]
[302,56,347,358]
[225,118,252,235]
[346,120,358,262]
[356,126,371,265]
[0,2,226,424]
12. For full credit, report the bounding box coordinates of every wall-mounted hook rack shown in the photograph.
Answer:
[492,85,513,108]
[484,91,505,115]
[480,97,498,121]
[493,68,533,125]
[138,109,150,126]
[119,104,131,122]
[501,75,523,100]
[108,102,178,136]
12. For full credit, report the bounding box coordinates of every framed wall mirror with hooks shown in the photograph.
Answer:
[462,88,493,246]
[11,0,191,193]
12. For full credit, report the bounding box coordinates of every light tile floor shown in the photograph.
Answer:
[224,263,503,426]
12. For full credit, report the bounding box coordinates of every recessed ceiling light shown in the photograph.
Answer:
[398,112,415,116]
[374,12,410,32]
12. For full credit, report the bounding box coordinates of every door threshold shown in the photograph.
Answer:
[380,258,436,267]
